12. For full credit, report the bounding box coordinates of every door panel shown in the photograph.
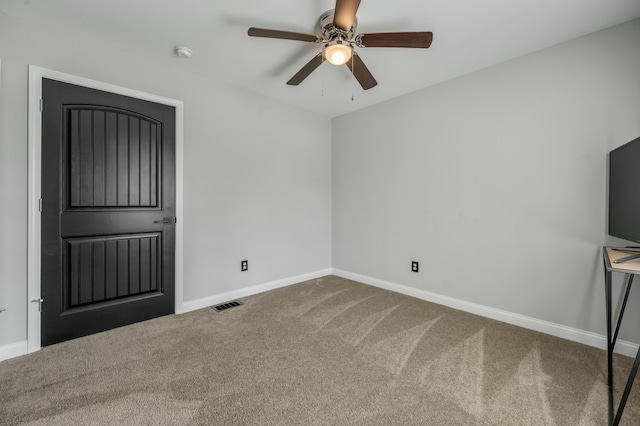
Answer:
[64,233,161,308]
[41,78,175,346]
[66,107,160,208]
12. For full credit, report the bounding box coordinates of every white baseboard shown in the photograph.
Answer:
[182,269,333,313]
[0,340,29,362]
[332,268,639,358]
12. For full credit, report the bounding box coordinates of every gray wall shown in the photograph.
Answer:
[0,12,332,347]
[2,9,639,352]
[332,19,640,342]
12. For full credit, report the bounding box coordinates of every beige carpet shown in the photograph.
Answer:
[1,275,639,425]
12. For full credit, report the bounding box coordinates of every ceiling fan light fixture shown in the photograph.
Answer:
[324,40,353,66]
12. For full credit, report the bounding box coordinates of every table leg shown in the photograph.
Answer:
[613,347,640,425]
[605,269,613,425]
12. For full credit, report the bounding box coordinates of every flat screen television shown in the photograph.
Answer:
[609,136,640,245]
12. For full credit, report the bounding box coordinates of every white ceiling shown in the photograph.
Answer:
[2,0,640,118]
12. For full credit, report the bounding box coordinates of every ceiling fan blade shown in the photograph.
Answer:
[287,53,324,86]
[333,0,361,31]
[248,27,320,43]
[356,32,433,48]
[345,53,377,90]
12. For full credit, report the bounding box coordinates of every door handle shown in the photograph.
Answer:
[154,217,175,224]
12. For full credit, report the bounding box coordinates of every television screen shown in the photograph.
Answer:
[609,136,640,243]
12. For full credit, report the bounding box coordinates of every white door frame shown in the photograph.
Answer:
[27,65,184,353]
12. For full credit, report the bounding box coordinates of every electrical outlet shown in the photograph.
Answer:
[411,261,419,273]
[241,260,248,272]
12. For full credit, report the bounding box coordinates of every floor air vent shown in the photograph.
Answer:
[212,301,243,312]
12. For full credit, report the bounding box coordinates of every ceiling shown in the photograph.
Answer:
[2,0,640,118]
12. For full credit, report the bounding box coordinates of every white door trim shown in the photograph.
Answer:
[27,65,185,353]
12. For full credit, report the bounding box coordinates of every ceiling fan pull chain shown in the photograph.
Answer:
[351,53,355,101]
[321,54,325,96]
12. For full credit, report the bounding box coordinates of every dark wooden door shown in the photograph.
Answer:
[41,78,176,346]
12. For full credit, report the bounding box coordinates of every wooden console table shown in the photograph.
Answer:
[602,246,640,425]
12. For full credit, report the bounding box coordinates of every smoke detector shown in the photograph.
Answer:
[173,45,193,58]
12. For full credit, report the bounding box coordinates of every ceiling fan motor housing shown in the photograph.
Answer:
[320,9,357,42]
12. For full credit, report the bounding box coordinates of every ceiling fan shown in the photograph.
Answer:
[247,0,433,90]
